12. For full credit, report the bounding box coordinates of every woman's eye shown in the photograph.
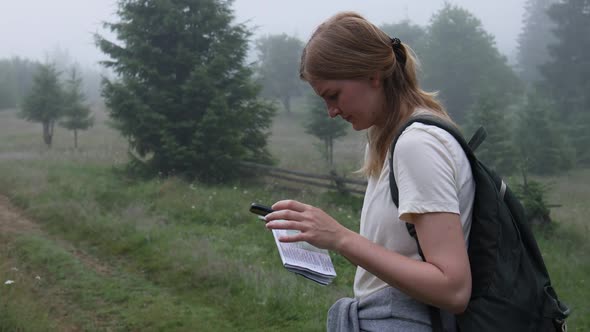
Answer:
[327,93,338,101]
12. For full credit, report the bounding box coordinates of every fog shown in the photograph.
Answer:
[0,0,525,67]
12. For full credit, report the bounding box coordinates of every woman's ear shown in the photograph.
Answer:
[369,72,381,89]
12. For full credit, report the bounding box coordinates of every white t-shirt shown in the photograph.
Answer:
[353,119,475,299]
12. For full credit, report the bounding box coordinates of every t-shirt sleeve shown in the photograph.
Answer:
[392,126,460,222]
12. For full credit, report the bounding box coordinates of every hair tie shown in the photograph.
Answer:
[390,37,406,65]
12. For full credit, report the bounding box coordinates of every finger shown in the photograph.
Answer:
[265,209,303,222]
[277,233,307,243]
[265,220,306,232]
[271,199,308,213]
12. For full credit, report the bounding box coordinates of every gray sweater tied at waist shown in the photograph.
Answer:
[327,286,434,332]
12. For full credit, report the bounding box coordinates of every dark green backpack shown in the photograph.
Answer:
[388,116,570,332]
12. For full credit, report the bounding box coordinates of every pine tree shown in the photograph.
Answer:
[95,0,275,182]
[60,67,94,149]
[515,90,575,175]
[304,94,347,167]
[465,88,518,176]
[379,20,427,57]
[255,34,305,113]
[21,63,64,147]
[0,57,39,110]
[541,0,590,116]
[540,0,590,165]
[517,0,559,84]
[568,110,590,165]
[0,61,17,109]
[420,4,522,124]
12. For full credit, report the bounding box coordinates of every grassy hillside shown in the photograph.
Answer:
[0,107,587,331]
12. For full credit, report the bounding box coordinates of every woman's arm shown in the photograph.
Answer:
[264,200,471,314]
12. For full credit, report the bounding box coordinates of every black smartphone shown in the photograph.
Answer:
[249,203,274,216]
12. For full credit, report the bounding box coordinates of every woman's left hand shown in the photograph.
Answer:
[264,199,351,251]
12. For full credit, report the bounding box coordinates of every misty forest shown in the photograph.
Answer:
[0,0,588,330]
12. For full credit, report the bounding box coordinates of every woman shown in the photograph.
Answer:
[264,11,474,332]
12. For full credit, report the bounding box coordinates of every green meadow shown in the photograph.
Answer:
[0,107,588,331]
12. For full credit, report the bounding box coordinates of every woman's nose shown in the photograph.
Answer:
[327,105,341,118]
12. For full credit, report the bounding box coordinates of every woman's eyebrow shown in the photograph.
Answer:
[319,89,333,98]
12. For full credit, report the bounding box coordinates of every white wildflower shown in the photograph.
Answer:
[4,280,15,285]
[35,276,41,280]
[10,267,18,271]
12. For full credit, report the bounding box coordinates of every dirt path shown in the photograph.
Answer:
[0,194,112,275]
[0,194,121,330]
[0,195,42,235]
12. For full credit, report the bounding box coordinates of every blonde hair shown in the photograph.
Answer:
[300,12,452,177]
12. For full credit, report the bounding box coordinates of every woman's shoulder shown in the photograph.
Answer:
[398,122,453,149]
[396,120,464,167]
[398,110,461,153]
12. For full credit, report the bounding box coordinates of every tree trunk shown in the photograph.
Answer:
[49,121,54,146]
[324,138,330,163]
[326,138,334,168]
[74,130,78,149]
[42,121,53,147]
[282,96,291,113]
[521,163,528,190]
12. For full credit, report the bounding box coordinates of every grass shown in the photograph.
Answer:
[0,160,358,331]
[1,233,230,331]
[532,168,590,331]
[0,245,59,331]
[0,106,588,330]
[534,224,590,331]
[268,106,366,174]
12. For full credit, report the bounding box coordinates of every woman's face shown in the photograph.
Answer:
[310,77,386,131]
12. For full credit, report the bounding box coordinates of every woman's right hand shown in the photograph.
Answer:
[264,199,353,252]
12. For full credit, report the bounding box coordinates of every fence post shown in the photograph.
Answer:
[330,170,348,195]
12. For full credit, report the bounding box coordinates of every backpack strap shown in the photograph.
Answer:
[467,127,487,152]
[388,115,483,332]
[389,115,478,207]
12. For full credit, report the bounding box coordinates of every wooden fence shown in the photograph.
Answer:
[240,162,563,212]
[239,161,367,195]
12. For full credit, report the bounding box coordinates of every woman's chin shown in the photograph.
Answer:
[351,122,369,131]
